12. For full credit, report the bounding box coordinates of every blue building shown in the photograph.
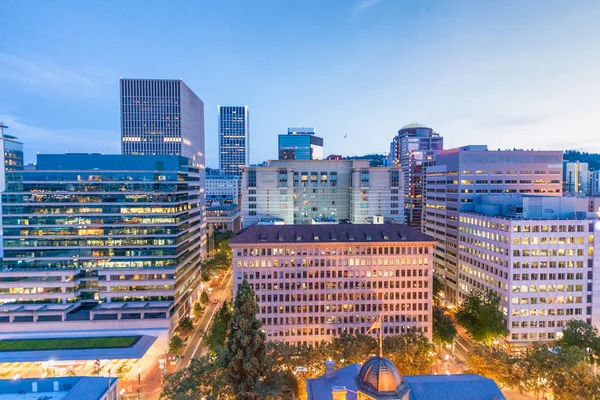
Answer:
[218,105,249,176]
[278,127,324,160]
[0,376,118,400]
[307,356,505,400]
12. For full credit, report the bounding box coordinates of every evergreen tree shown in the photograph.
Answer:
[169,335,184,355]
[223,279,266,399]
[204,301,232,355]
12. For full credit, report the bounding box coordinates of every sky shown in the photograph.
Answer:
[1,0,599,167]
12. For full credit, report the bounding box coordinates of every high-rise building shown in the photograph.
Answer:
[388,123,443,229]
[278,128,324,160]
[423,146,563,303]
[230,224,435,346]
[0,124,23,259]
[120,79,205,169]
[241,160,403,226]
[458,195,600,347]
[0,154,204,347]
[218,105,249,176]
[591,170,600,196]
[563,160,590,195]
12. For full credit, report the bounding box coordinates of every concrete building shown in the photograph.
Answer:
[0,125,23,258]
[563,160,590,195]
[241,159,403,226]
[388,123,443,229]
[206,203,242,236]
[307,357,505,400]
[0,154,205,349]
[278,128,324,160]
[230,224,435,346]
[218,105,249,176]
[591,170,600,196]
[423,146,563,303]
[206,173,241,205]
[457,195,600,346]
[0,376,118,400]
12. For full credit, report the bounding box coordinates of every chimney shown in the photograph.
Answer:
[324,360,336,378]
[332,386,347,400]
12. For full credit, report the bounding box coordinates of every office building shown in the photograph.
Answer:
[307,357,505,400]
[120,78,205,169]
[230,224,435,346]
[218,105,249,176]
[206,203,242,236]
[563,160,590,195]
[0,154,204,346]
[458,195,600,346]
[278,128,324,160]
[0,125,23,258]
[388,123,443,229]
[423,146,563,303]
[0,376,118,400]
[591,170,600,196]
[206,173,241,206]
[241,160,403,226]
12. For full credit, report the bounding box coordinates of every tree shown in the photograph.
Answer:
[161,356,233,400]
[204,301,232,355]
[330,333,377,366]
[383,333,436,375]
[179,316,194,333]
[193,302,205,319]
[200,291,210,306]
[432,275,442,299]
[432,305,457,346]
[558,319,600,361]
[223,279,266,399]
[169,335,184,355]
[455,290,509,345]
[465,345,519,389]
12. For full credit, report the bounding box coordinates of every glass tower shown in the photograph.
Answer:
[278,128,324,160]
[218,105,249,176]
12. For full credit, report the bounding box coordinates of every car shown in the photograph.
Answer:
[212,299,218,304]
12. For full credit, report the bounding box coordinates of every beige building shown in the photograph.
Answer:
[230,224,435,346]
[241,160,403,227]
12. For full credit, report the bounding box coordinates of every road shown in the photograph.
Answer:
[176,269,233,371]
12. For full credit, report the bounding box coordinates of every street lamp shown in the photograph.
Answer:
[137,365,141,400]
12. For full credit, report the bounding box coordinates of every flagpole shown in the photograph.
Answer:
[379,315,383,358]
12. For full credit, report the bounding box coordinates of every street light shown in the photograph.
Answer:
[137,365,141,400]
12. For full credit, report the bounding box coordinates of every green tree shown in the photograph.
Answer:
[161,356,233,400]
[179,316,194,333]
[193,302,205,319]
[552,361,600,400]
[383,333,436,375]
[455,290,509,345]
[200,291,210,306]
[465,345,519,389]
[330,333,377,366]
[223,279,266,399]
[432,275,442,298]
[204,301,232,355]
[432,305,457,346]
[558,319,600,360]
[169,335,184,355]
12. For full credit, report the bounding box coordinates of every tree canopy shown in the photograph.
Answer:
[455,290,508,344]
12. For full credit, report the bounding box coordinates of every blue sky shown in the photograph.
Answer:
[1,0,599,166]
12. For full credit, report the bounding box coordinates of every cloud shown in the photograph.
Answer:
[353,0,384,14]
[0,115,120,164]
[0,52,98,95]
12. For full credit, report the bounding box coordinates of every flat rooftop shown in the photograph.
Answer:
[0,377,114,400]
[231,224,435,245]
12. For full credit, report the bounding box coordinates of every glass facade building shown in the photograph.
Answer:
[218,105,249,176]
[1,154,203,325]
[278,128,324,160]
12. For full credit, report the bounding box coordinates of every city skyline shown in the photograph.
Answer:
[1,1,600,167]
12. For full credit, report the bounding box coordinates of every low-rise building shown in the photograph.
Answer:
[0,376,118,400]
[206,203,242,236]
[206,173,241,205]
[230,224,435,346]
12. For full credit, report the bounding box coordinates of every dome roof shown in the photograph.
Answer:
[400,122,430,130]
[358,356,405,396]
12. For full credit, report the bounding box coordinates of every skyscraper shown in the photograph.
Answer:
[388,123,443,229]
[563,160,590,195]
[218,105,249,176]
[120,78,205,169]
[278,128,324,160]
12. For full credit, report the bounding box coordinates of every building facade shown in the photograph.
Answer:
[206,173,241,206]
[388,123,443,229]
[0,126,23,258]
[241,160,404,226]
[206,203,242,236]
[218,105,249,176]
[591,170,600,196]
[0,154,204,336]
[563,160,590,195]
[230,224,435,346]
[423,146,563,303]
[278,128,324,160]
[457,195,600,346]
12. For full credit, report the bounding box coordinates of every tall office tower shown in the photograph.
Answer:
[0,124,23,258]
[241,160,403,226]
[423,145,563,303]
[591,171,600,196]
[230,224,435,346]
[0,154,203,348]
[278,128,324,160]
[458,195,600,348]
[563,160,590,195]
[218,105,249,176]
[388,123,443,229]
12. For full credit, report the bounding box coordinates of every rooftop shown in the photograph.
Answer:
[230,224,435,245]
[0,377,116,400]
[400,123,430,130]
